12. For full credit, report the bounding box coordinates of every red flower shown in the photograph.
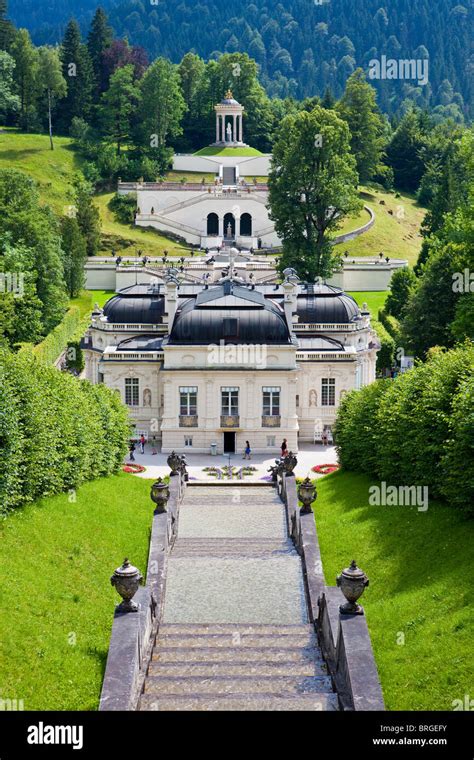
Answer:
[311,464,340,475]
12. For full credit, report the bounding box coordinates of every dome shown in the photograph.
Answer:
[220,89,240,106]
[169,281,291,345]
[296,284,360,324]
[103,285,165,324]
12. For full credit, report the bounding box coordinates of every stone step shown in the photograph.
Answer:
[148,661,327,677]
[171,542,296,558]
[143,674,333,695]
[157,633,316,648]
[158,623,312,635]
[139,693,339,711]
[152,646,322,664]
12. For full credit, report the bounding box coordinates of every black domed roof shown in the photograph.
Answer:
[169,281,291,345]
[103,285,165,324]
[297,284,360,324]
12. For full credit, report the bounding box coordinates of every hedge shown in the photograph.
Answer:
[0,350,130,515]
[334,343,474,513]
[18,307,82,366]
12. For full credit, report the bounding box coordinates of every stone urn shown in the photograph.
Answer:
[110,558,143,613]
[150,477,170,514]
[167,451,181,476]
[282,452,298,477]
[336,560,369,615]
[298,477,317,515]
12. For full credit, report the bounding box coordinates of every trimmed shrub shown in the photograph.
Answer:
[0,350,130,515]
[18,307,82,366]
[335,343,474,512]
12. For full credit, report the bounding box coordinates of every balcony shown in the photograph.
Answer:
[220,415,240,428]
[262,415,281,428]
[179,415,198,428]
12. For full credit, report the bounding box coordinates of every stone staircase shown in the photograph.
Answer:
[138,485,338,711]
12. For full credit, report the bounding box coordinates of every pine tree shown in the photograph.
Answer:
[60,19,95,131]
[73,178,101,257]
[98,64,140,154]
[337,69,387,183]
[87,7,113,96]
[385,109,427,191]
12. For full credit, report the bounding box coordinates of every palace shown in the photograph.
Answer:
[83,255,379,454]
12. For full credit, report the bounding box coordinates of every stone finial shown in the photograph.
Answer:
[282,452,298,477]
[150,478,170,514]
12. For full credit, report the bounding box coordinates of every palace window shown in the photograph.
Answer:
[184,437,193,447]
[321,378,336,406]
[267,436,276,447]
[263,387,280,416]
[125,378,139,407]
[180,387,197,416]
[221,387,239,415]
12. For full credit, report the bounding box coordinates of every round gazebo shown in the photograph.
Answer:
[213,90,247,146]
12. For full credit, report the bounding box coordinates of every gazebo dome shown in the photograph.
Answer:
[221,90,240,106]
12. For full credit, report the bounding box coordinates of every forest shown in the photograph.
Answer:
[6,0,473,120]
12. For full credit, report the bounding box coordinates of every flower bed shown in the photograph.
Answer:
[312,463,340,475]
[122,464,147,474]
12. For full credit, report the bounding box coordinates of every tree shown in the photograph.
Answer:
[136,57,185,149]
[385,109,427,191]
[0,169,68,332]
[385,267,417,319]
[101,38,148,88]
[98,64,140,154]
[37,47,66,150]
[87,7,112,95]
[337,69,388,183]
[61,216,87,297]
[0,238,44,345]
[10,28,38,131]
[268,106,361,280]
[59,19,95,130]
[73,178,101,257]
[0,0,15,50]
[0,50,19,119]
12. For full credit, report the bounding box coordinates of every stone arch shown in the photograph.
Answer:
[240,212,252,236]
[223,212,236,238]
[207,212,219,236]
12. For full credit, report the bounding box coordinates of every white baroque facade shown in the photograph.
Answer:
[83,262,379,455]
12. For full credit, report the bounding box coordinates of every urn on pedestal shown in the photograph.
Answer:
[336,560,369,615]
[110,558,143,613]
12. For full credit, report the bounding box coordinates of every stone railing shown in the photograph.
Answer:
[279,472,384,711]
[179,415,199,427]
[220,414,240,428]
[99,466,187,711]
[262,415,281,428]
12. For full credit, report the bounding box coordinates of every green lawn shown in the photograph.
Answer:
[0,473,154,710]
[348,290,389,316]
[194,145,264,156]
[95,191,189,257]
[338,186,426,265]
[0,130,82,214]
[70,289,115,319]
[315,471,474,710]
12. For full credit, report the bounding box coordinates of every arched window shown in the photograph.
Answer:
[223,213,236,238]
[240,213,252,236]
[207,213,219,236]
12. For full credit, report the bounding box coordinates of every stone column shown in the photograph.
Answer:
[239,115,243,143]
[216,114,219,143]
[233,114,237,143]
[218,215,224,237]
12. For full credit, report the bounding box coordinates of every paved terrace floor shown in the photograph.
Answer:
[127,442,338,482]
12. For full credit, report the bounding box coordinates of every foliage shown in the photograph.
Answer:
[384,267,417,319]
[0,348,130,514]
[19,305,81,365]
[335,343,474,513]
[371,318,395,372]
[74,177,101,256]
[61,215,87,298]
[269,106,361,280]
[108,192,136,225]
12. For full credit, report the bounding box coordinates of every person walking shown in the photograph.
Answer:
[129,441,136,461]
[321,430,328,447]
[139,434,146,454]
[243,440,252,460]
[281,438,288,457]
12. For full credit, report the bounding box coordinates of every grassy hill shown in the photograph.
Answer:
[0,131,189,257]
[0,130,82,214]
[194,145,264,156]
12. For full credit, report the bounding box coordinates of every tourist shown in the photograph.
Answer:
[281,438,288,457]
[243,441,252,460]
[129,441,136,461]
[139,434,146,454]
[321,431,328,447]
